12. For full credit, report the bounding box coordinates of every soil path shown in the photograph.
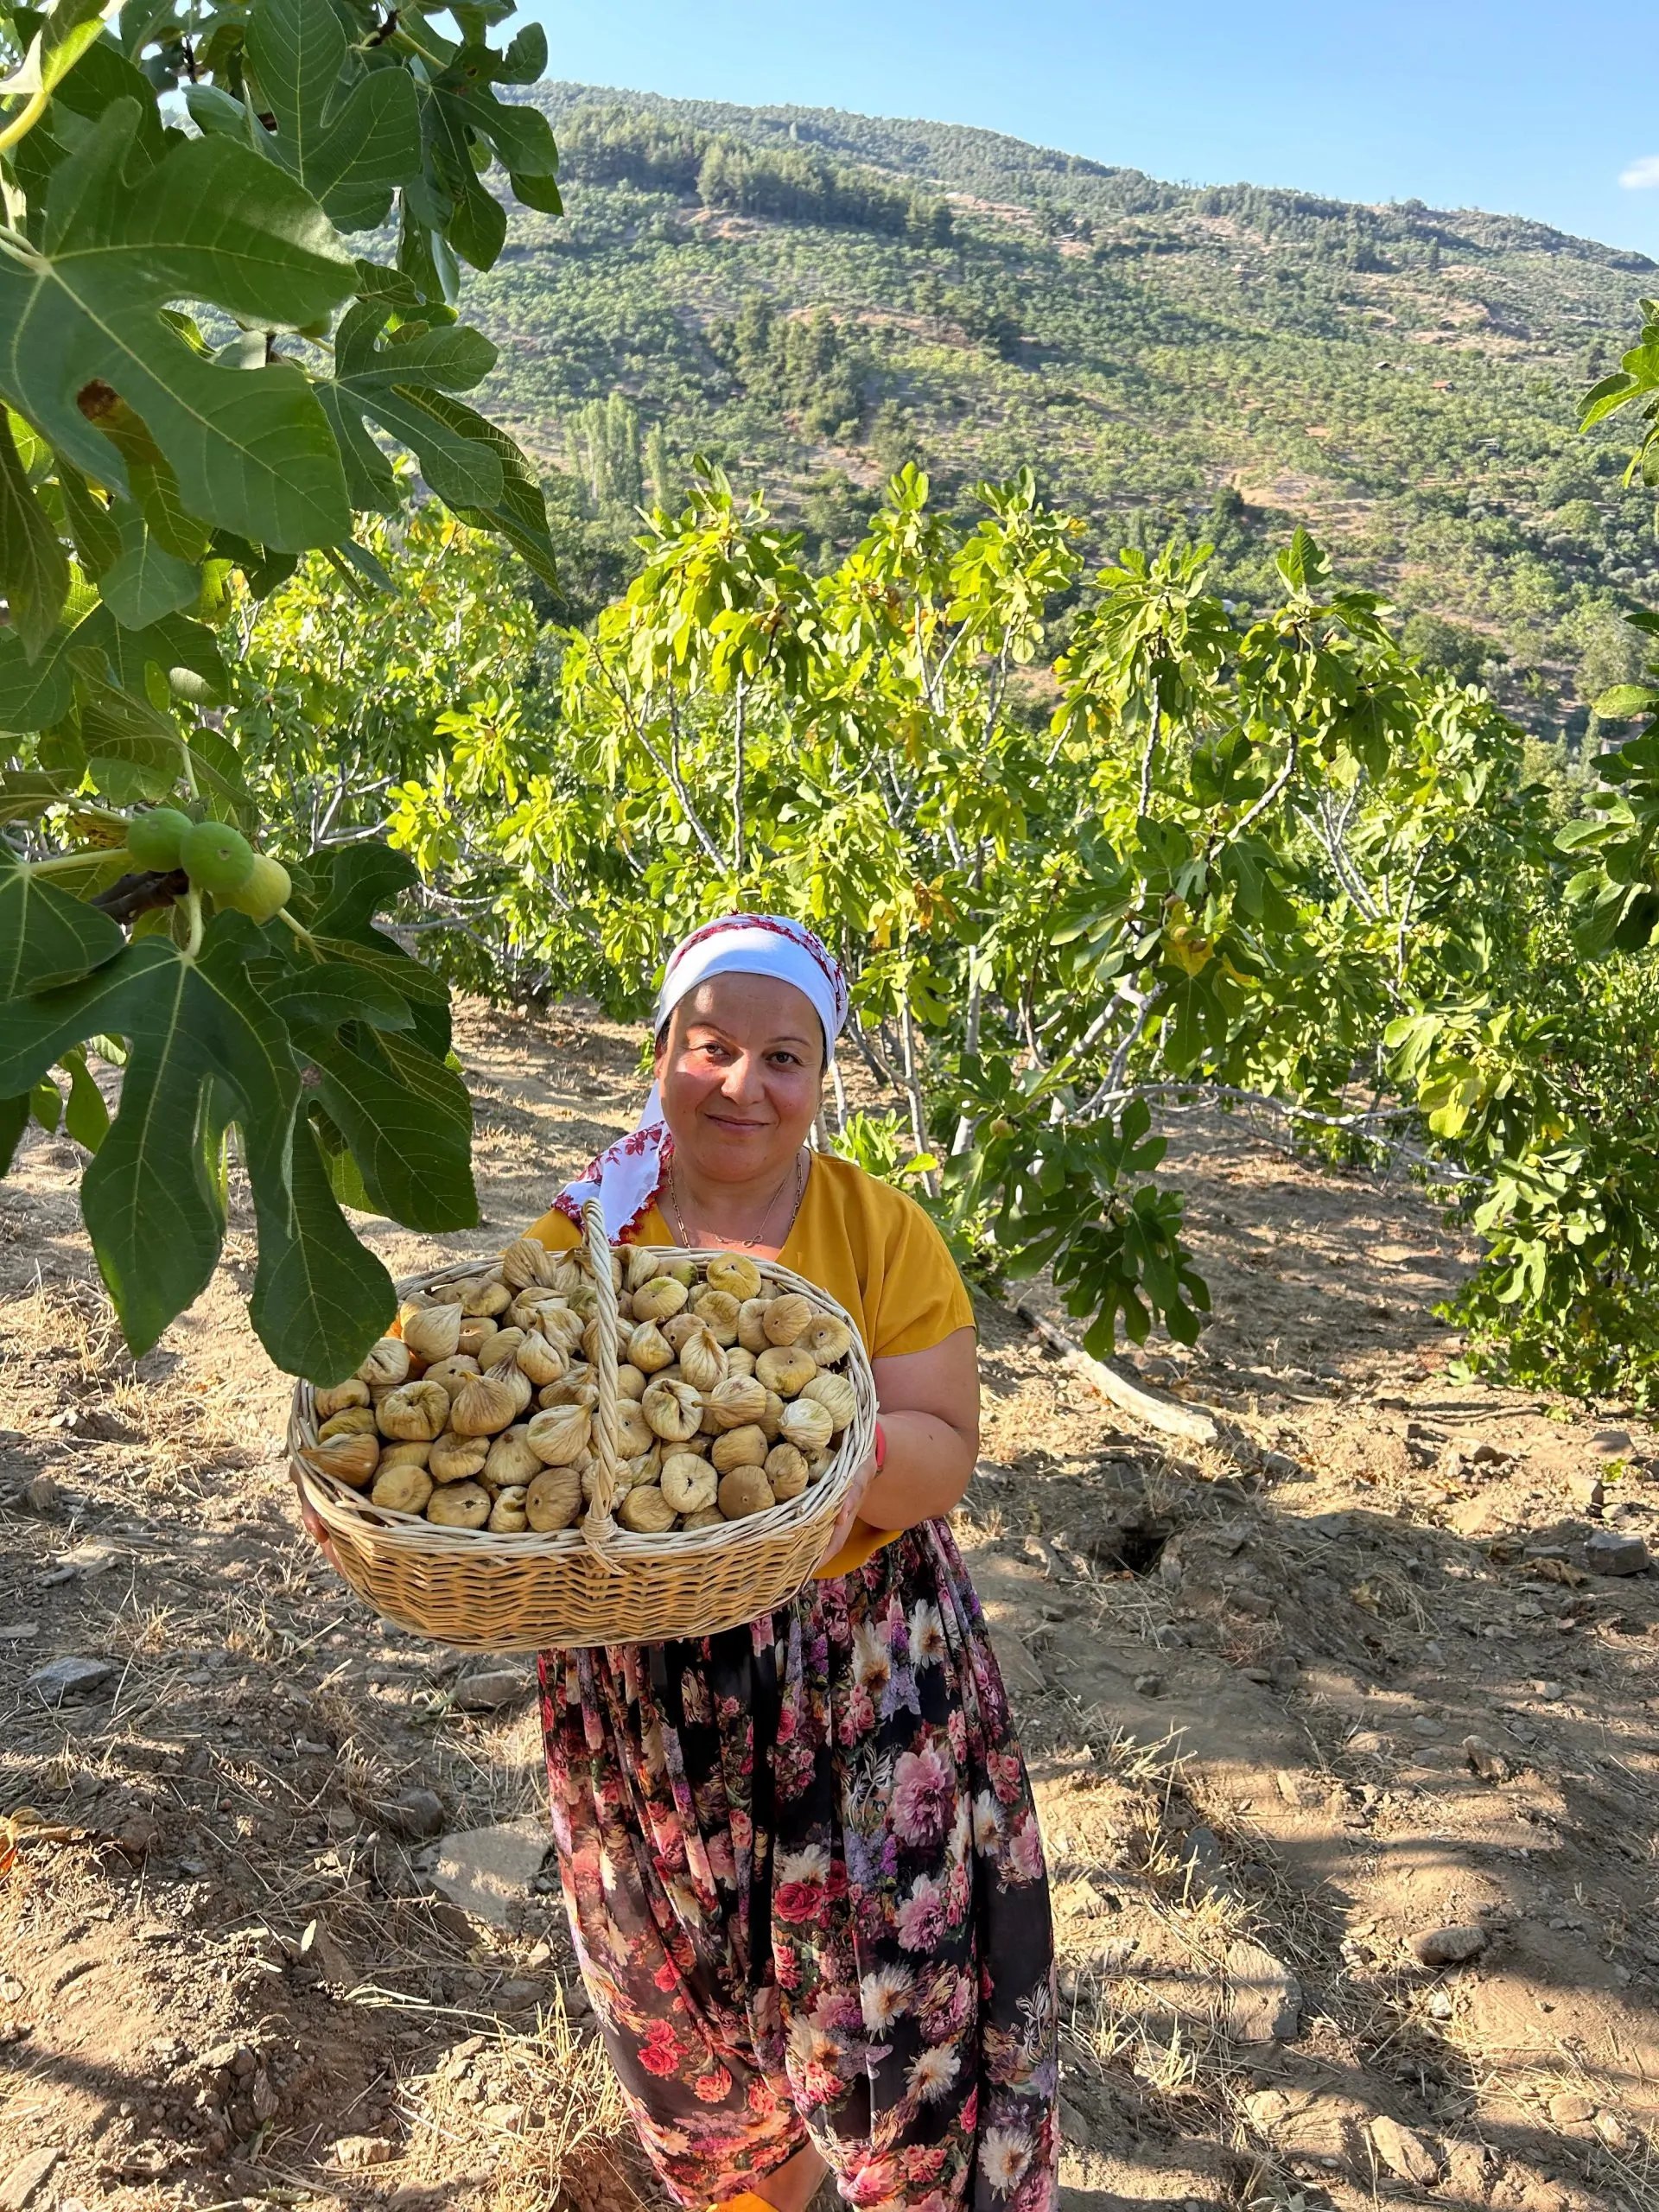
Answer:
[2,1001,1656,2212]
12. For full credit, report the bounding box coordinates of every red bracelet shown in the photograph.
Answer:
[873,1421,887,1473]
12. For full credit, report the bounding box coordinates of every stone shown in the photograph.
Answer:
[381,1788,446,1840]
[1224,1938,1300,2042]
[0,2149,60,2209]
[1268,1652,1300,1690]
[431,1820,551,1928]
[454,1669,530,1713]
[1244,2088,1289,2127]
[1585,1529,1650,1577]
[333,2134,397,2169]
[1593,2112,1633,2150]
[1413,1923,1487,1967]
[1548,2090,1595,2126]
[1370,2116,1439,2187]
[1592,1428,1634,1459]
[1463,1735,1511,1782]
[21,1473,61,1515]
[25,1656,112,1705]
[1133,1673,1165,1698]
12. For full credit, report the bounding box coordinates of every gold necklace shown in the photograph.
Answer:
[664,1150,805,1252]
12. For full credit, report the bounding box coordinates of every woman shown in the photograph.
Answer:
[524,914,1058,2212]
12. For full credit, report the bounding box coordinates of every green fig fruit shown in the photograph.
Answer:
[125,805,192,873]
[217,852,292,924]
[181,818,256,894]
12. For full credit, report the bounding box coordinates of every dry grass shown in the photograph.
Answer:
[400,1991,640,2212]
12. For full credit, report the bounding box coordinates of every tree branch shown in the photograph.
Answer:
[90,868,188,923]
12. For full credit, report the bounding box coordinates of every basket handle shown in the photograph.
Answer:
[578,1195,622,1554]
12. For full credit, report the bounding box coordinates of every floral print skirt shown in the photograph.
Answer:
[537,1519,1058,2212]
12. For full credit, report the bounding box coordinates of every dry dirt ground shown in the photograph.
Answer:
[3,1001,1657,2212]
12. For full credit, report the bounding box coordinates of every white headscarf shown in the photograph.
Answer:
[553,914,849,1241]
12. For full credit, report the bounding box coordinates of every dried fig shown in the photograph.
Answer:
[718,1467,775,1519]
[780,1397,835,1452]
[486,1425,541,1488]
[691,1287,741,1345]
[705,1254,761,1302]
[459,1275,512,1319]
[703,1375,767,1430]
[314,1377,371,1421]
[451,1366,531,1435]
[711,1424,768,1473]
[501,1235,558,1290]
[798,1313,853,1363]
[429,1430,491,1484]
[626,1320,676,1375]
[427,1480,491,1529]
[357,1337,410,1389]
[478,1325,526,1372]
[756,1345,817,1398]
[515,1333,568,1388]
[641,1376,702,1443]
[614,1363,648,1402]
[677,1325,728,1395]
[660,1452,718,1515]
[457,1315,499,1360]
[526,1403,592,1466]
[319,1405,378,1440]
[488,1485,530,1532]
[682,1505,725,1530]
[423,1354,481,1402]
[525,1465,582,1531]
[372,1462,434,1515]
[735,1299,772,1354]
[302,1432,379,1489]
[400,1302,462,1366]
[761,1293,814,1347]
[614,1402,655,1458]
[617,1484,677,1535]
[802,1371,858,1430]
[766,1442,810,1499]
[378,1380,451,1442]
[632,1274,690,1324]
[379,1439,433,1472]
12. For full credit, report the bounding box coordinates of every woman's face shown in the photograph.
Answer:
[657,973,824,1188]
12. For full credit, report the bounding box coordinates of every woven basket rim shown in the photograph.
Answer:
[290,1238,871,1578]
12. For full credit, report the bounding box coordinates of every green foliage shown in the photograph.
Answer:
[0,0,563,1378]
[458,84,1656,746]
[319,456,1659,1374]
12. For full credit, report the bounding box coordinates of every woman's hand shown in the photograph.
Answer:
[295,1481,342,1573]
[816,1446,878,1569]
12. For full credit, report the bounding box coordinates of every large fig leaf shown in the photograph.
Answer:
[316,300,505,511]
[0,100,355,551]
[0,923,397,1373]
[0,411,69,656]
[0,851,125,994]
[240,0,423,231]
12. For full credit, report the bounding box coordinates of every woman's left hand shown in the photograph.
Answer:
[817,1445,879,1570]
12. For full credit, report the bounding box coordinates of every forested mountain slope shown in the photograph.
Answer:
[472,82,1657,731]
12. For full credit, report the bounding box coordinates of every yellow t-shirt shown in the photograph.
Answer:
[523,1152,976,1581]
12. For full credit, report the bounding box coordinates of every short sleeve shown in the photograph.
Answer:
[524,1205,581,1252]
[868,1191,976,1360]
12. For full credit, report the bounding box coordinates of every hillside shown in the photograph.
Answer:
[465,83,1659,734]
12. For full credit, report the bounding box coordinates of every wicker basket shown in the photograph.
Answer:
[288,1198,875,1651]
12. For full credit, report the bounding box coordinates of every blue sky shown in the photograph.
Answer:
[528,0,1659,260]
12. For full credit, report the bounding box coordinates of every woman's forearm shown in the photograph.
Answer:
[860,1408,977,1532]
